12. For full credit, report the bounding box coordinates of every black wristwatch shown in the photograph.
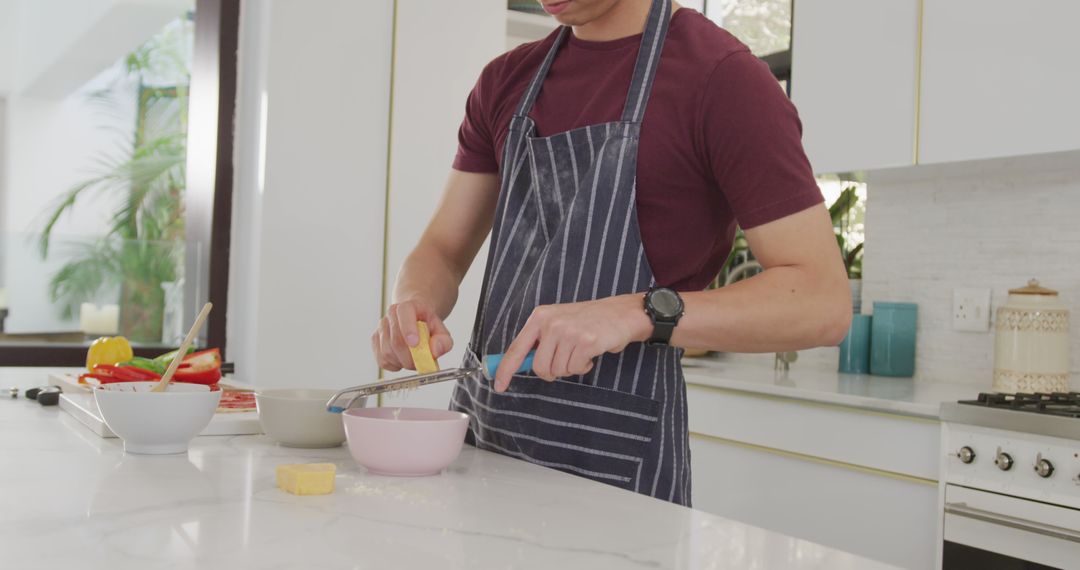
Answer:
[644,287,684,346]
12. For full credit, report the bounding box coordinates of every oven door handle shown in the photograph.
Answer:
[945,502,1080,544]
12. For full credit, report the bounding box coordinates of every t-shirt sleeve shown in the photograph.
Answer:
[700,51,823,229]
[452,60,500,173]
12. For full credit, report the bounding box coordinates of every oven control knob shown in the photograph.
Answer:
[1034,453,1054,478]
[957,446,976,464]
[994,448,1013,471]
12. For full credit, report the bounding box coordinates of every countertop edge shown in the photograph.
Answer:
[684,373,941,420]
[679,360,970,421]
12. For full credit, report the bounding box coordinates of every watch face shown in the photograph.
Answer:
[649,288,683,318]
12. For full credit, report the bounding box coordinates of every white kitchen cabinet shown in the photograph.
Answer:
[687,383,941,570]
[691,435,938,570]
[790,0,919,174]
[918,0,1080,164]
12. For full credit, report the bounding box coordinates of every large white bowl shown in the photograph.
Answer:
[94,382,221,455]
[255,389,352,448]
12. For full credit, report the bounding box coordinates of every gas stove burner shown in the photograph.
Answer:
[959,392,1080,418]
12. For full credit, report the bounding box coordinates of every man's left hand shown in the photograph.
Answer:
[494,294,653,392]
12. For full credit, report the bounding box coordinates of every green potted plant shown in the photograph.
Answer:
[829,185,864,313]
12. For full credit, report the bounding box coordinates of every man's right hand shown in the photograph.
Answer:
[375,170,496,372]
[372,299,454,372]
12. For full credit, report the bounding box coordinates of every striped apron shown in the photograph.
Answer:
[451,0,690,506]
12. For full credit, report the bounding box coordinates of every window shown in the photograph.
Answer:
[703,0,793,87]
[0,0,238,365]
[819,178,866,281]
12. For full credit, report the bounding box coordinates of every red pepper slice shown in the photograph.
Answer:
[179,348,221,372]
[92,364,160,381]
[168,348,222,385]
[172,367,222,385]
[82,372,129,384]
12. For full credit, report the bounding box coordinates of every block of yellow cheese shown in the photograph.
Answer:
[276,463,336,495]
[408,321,440,374]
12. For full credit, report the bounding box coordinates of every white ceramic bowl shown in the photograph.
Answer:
[343,407,469,476]
[255,389,352,448]
[94,382,221,455]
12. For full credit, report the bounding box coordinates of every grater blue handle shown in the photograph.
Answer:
[482,350,536,380]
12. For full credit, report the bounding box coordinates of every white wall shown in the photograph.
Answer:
[0,1,17,95]
[860,151,1080,385]
[380,0,506,409]
[0,97,6,287]
[506,10,557,51]
[16,0,190,97]
[227,0,393,389]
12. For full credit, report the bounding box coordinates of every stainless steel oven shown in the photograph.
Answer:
[940,397,1080,570]
[942,482,1080,568]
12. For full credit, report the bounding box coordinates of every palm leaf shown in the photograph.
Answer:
[48,240,122,319]
[828,186,858,227]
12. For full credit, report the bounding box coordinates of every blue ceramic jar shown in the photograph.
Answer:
[870,302,917,377]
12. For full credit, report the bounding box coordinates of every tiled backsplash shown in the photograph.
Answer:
[859,151,1080,385]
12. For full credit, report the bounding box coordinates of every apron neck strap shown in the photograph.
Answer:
[620,0,672,124]
[514,26,571,118]
[513,0,673,123]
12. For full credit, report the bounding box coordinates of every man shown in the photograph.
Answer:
[371,0,850,506]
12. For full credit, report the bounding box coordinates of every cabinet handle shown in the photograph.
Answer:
[944,502,1080,543]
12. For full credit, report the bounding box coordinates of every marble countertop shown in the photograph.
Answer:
[682,358,977,419]
[0,367,897,570]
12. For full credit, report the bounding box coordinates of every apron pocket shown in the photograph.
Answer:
[454,374,661,491]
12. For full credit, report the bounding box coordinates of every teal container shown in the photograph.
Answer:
[839,314,872,374]
[870,302,917,377]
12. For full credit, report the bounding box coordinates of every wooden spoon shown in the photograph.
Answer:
[150,302,213,393]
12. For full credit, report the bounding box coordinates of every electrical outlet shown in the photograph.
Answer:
[953,288,991,332]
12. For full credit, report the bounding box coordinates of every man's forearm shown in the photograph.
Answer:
[392,243,465,319]
[617,265,851,353]
[675,266,850,352]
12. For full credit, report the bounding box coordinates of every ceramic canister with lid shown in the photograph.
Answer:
[993,279,1071,393]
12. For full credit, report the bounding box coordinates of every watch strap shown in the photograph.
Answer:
[646,319,676,347]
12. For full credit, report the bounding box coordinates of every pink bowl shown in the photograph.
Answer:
[342,407,470,476]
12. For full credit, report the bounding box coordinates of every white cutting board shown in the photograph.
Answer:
[51,373,263,438]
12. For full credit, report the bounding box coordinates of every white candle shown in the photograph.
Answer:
[80,303,120,335]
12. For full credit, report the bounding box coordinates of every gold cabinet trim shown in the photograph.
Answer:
[913,0,925,164]
[685,381,940,425]
[689,431,938,487]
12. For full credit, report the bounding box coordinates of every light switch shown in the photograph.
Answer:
[953,288,991,332]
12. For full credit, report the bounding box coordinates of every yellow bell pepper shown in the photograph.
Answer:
[86,336,134,372]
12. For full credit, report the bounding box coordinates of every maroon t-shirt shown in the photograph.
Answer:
[453,9,823,291]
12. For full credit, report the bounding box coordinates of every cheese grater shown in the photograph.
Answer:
[325,351,534,413]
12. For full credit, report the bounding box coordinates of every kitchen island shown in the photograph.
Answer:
[0,367,895,569]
